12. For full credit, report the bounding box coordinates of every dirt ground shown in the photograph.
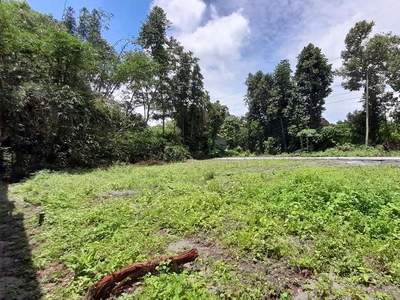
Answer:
[0,183,41,300]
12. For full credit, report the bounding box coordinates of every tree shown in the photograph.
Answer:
[338,20,400,145]
[117,50,159,125]
[76,7,120,98]
[244,71,277,152]
[220,115,247,150]
[245,65,297,153]
[172,50,192,143]
[272,60,293,152]
[294,43,333,130]
[0,1,142,179]
[386,36,400,91]
[138,6,171,133]
[245,71,270,125]
[205,100,228,151]
[138,6,170,67]
[186,61,206,151]
[62,6,77,34]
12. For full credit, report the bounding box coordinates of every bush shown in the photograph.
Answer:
[233,146,244,153]
[337,143,356,152]
[163,144,191,162]
[225,149,241,157]
[210,148,224,158]
[263,137,281,155]
[119,131,167,163]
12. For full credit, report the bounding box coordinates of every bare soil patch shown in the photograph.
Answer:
[165,233,315,299]
[133,160,165,167]
[38,263,74,296]
[0,183,41,300]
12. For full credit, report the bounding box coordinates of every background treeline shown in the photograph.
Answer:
[0,2,228,180]
[1,1,400,180]
[220,20,400,155]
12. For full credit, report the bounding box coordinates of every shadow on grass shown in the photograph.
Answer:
[0,183,42,300]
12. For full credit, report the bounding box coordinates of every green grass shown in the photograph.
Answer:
[9,160,400,299]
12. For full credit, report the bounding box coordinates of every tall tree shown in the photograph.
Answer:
[338,20,399,145]
[386,36,400,92]
[245,70,287,153]
[294,43,333,130]
[62,6,77,34]
[76,7,119,97]
[205,100,228,151]
[272,60,293,152]
[138,6,170,67]
[172,50,192,143]
[187,61,206,150]
[138,6,171,133]
[117,50,159,125]
[169,46,208,151]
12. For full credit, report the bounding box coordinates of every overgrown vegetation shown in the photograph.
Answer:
[0,1,228,180]
[9,160,400,299]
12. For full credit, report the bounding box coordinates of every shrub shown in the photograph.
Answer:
[233,146,244,153]
[225,149,241,157]
[337,143,356,152]
[163,144,191,162]
[120,131,167,163]
[263,137,281,155]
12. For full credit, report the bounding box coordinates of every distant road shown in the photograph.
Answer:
[217,156,400,161]
[216,157,400,165]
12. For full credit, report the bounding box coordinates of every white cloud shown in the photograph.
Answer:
[152,0,251,110]
[177,9,250,110]
[152,0,206,32]
[281,0,400,122]
[151,0,400,122]
[178,10,250,66]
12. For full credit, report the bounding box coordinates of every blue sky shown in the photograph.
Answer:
[27,0,151,45]
[26,0,400,123]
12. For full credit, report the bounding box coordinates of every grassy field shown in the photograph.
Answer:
[7,160,400,299]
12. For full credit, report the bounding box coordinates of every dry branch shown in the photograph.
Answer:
[85,249,199,300]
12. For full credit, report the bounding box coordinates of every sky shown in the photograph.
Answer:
[27,0,400,123]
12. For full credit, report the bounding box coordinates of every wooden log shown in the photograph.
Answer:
[85,248,199,300]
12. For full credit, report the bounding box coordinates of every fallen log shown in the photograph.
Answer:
[85,248,199,300]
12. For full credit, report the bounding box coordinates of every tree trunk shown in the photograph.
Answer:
[279,116,287,152]
[85,249,199,300]
[365,72,369,147]
[162,111,165,136]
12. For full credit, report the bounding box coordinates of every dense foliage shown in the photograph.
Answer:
[338,21,400,146]
[218,20,400,155]
[0,1,227,180]
[242,46,334,154]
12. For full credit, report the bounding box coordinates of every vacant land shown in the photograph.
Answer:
[4,160,400,299]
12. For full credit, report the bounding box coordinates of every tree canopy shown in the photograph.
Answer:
[0,2,225,180]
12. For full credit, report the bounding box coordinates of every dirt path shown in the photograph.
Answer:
[0,183,41,300]
[217,156,400,166]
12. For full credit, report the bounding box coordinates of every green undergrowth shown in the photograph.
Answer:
[10,160,400,299]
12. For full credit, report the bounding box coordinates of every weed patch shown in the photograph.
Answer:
[9,160,400,299]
